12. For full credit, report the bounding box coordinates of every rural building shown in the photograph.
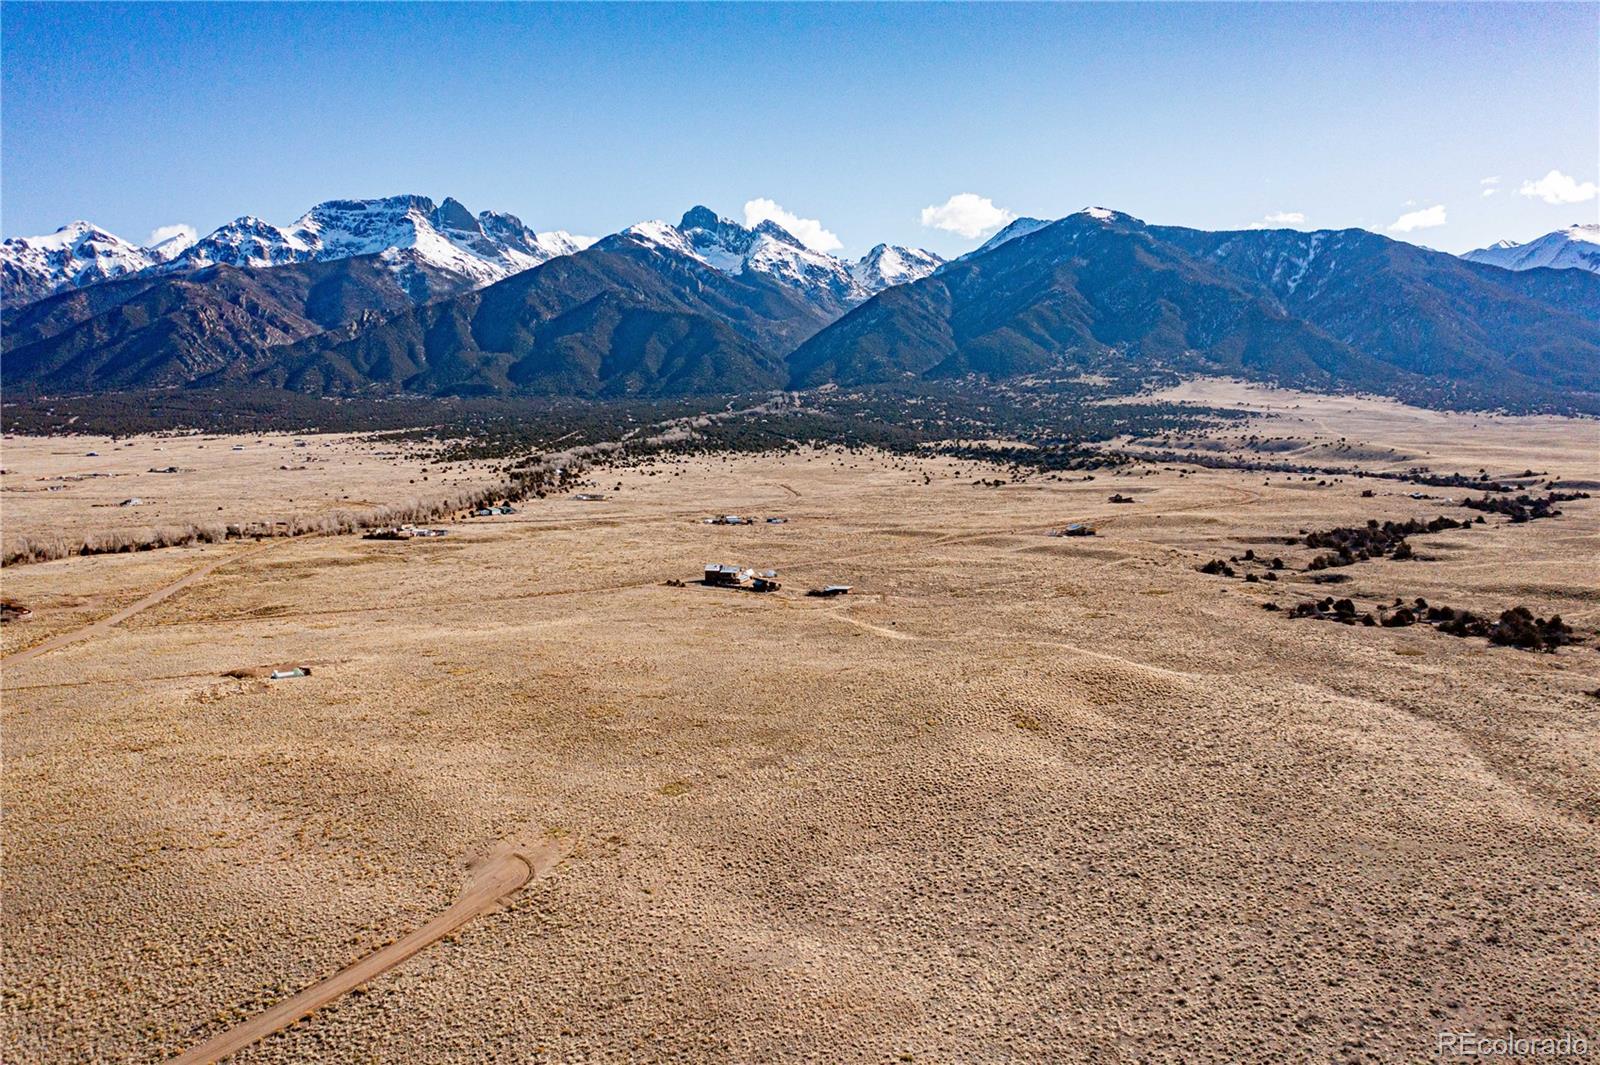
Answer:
[704,564,751,586]
[364,525,448,541]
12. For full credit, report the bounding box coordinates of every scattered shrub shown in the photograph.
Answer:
[1461,491,1589,523]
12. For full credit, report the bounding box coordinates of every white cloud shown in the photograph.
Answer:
[742,198,842,253]
[919,193,1015,240]
[1482,189,1498,198]
[1480,176,1500,186]
[1388,204,1447,233]
[146,222,197,248]
[1517,169,1599,205]
[1248,211,1307,229]
[1480,176,1500,198]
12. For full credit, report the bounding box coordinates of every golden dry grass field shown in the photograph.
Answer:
[2,385,1598,1063]
[0,431,502,559]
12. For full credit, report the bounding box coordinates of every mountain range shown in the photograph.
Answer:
[1,195,594,307]
[3,198,1597,412]
[794,210,1599,410]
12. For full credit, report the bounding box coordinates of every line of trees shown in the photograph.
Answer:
[1,459,577,567]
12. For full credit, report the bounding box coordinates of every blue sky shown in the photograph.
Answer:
[2,3,1594,257]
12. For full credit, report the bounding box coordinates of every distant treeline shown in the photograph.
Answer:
[0,387,730,440]
[1,375,1240,467]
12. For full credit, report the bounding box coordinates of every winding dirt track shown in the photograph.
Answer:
[1,545,274,669]
[168,843,563,1065]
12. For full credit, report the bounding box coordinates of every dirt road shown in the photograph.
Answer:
[1,545,272,670]
[168,843,563,1065]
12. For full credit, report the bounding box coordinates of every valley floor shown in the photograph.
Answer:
[2,392,1597,1062]
[0,430,500,562]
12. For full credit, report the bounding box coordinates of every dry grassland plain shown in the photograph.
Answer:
[0,431,504,558]
[2,383,1597,1063]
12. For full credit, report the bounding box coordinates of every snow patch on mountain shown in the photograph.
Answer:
[1274,232,1326,295]
[1461,224,1600,274]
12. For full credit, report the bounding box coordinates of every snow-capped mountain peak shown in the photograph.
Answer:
[942,216,1051,270]
[621,206,942,304]
[850,244,944,291]
[1075,207,1147,228]
[144,228,198,263]
[622,207,860,304]
[1461,223,1600,274]
[1,221,162,304]
[621,219,706,262]
[23,220,112,252]
[173,216,313,271]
